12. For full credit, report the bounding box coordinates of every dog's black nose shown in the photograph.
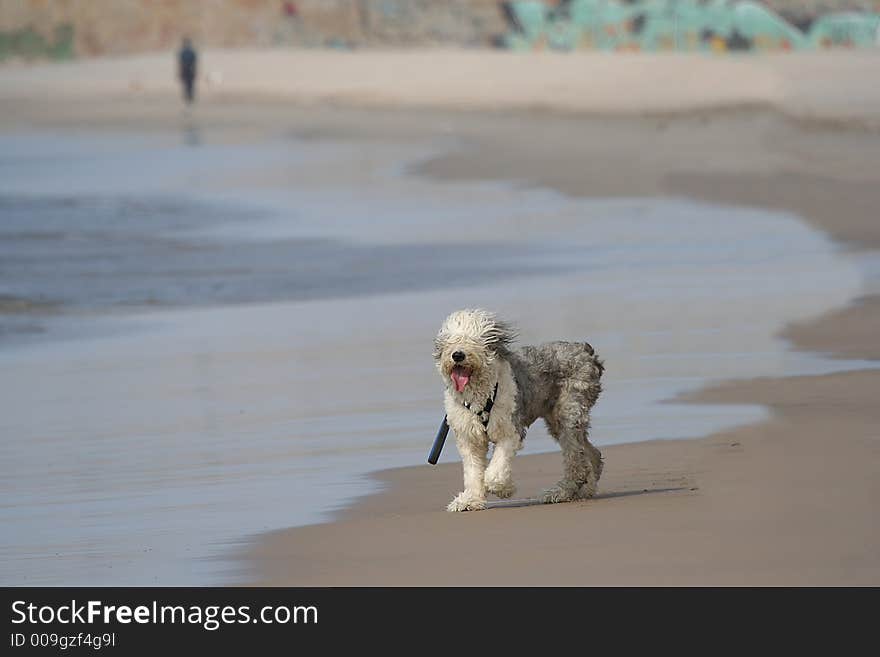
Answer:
[452,351,465,363]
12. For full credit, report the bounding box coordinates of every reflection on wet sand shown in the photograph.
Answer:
[0,130,867,585]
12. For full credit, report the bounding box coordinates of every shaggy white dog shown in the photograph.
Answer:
[434,309,604,512]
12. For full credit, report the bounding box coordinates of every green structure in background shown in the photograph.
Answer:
[502,0,880,51]
[0,24,75,62]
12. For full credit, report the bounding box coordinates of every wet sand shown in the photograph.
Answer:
[2,51,879,585]
[249,110,880,584]
[251,369,880,586]
[247,108,880,585]
[221,59,879,585]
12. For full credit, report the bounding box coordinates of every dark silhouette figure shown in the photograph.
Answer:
[178,38,198,104]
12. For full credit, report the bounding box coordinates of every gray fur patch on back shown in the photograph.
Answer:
[509,341,604,432]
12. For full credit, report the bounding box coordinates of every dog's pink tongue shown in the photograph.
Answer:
[451,370,470,392]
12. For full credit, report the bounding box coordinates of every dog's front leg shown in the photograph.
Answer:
[484,423,520,499]
[447,434,488,512]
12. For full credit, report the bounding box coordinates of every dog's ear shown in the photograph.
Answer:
[432,331,447,361]
[485,317,517,358]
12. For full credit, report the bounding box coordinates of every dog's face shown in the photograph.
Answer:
[433,309,516,394]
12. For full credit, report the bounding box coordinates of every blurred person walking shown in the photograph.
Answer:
[178,38,198,104]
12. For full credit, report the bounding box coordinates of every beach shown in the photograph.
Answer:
[1,50,878,586]
[249,99,880,586]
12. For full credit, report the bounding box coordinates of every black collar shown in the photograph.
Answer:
[463,382,499,428]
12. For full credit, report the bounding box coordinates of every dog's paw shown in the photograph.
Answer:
[539,482,580,504]
[486,478,516,499]
[446,492,487,512]
[577,474,598,499]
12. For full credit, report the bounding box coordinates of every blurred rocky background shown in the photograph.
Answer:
[1,0,878,60]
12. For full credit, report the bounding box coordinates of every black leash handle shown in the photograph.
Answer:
[427,415,450,465]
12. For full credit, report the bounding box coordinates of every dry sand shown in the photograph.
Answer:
[2,50,878,585]
[2,49,880,125]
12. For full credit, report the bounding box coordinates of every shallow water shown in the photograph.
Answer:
[0,128,869,585]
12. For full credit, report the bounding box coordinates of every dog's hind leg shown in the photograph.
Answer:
[578,440,603,499]
[540,391,603,504]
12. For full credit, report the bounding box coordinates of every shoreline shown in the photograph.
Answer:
[244,108,879,584]
[2,52,878,585]
[245,367,879,586]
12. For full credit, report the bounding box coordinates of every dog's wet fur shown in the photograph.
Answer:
[434,309,604,511]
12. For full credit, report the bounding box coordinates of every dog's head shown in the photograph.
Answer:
[433,308,516,394]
